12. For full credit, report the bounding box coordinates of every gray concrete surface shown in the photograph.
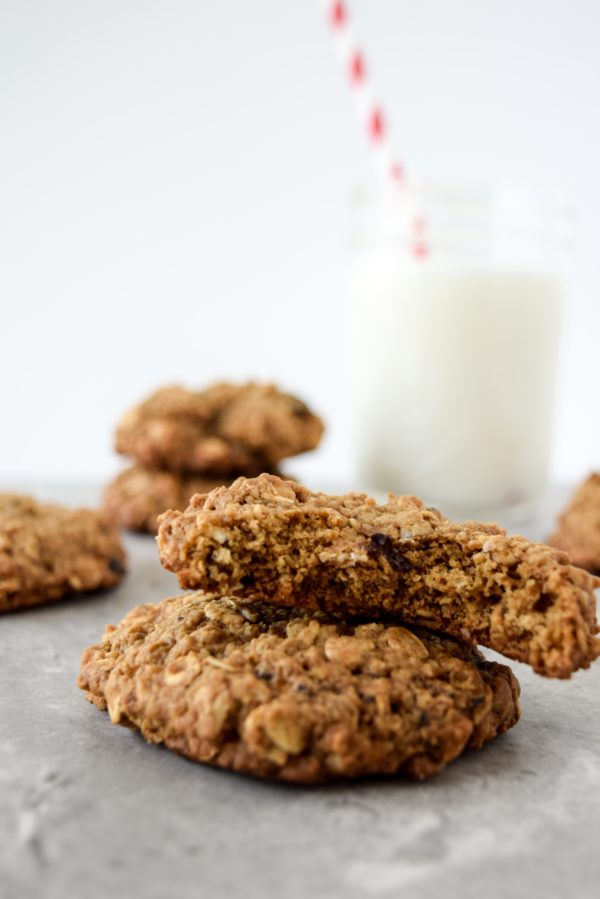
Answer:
[1,484,599,899]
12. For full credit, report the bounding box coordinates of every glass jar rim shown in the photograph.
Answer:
[350,176,573,217]
[349,176,573,262]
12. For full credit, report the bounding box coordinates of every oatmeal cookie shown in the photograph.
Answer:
[115,383,323,475]
[0,494,126,611]
[548,474,600,574]
[157,475,600,678]
[78,592,520,783]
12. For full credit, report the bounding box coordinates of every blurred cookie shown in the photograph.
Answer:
[104,465,248,534]
[114,383,323,475]
[548,473,600,574]
[78,592,520,783]
[0,494,126,612]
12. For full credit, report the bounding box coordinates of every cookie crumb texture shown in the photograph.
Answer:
[78,593,520,783]
[0,494,126,611]
[115,383,323,475]
[548,473,600,574]
[158,475,600,679]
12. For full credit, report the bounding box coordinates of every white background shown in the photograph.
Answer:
[1,0,599,485]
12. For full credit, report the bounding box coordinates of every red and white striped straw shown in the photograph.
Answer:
[318,0,427,257]
[319,0,402,183]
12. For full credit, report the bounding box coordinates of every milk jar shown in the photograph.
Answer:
[348,181,564,523]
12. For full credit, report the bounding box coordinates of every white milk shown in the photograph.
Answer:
[348,253,562,520]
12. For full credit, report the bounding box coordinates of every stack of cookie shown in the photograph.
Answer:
[104,382,324,533]
[79,474,600,784]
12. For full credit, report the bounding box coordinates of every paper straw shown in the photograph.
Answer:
[318,0,428,257]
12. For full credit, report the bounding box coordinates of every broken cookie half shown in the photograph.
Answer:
[157,475,600,678]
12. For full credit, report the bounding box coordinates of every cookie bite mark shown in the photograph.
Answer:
[78,592,520,783]
[157,475,600,679]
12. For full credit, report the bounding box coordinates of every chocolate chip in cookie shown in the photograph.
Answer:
[548,473,600,574]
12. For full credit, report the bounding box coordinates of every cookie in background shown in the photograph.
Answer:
[104,382,323,533]
[548,473,600,574]
[0,494,126,612]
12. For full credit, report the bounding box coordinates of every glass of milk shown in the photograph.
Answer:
[348,179,566,524]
